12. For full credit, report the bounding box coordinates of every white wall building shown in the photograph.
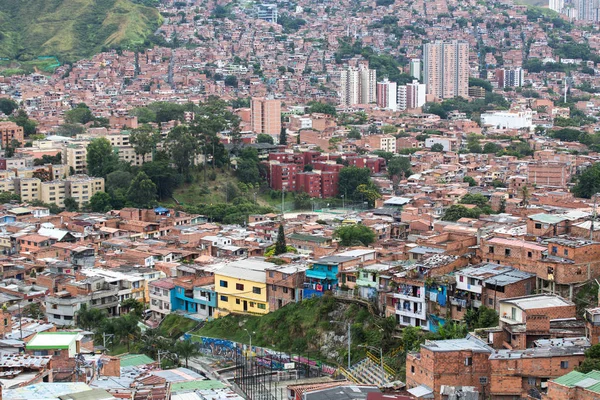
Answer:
[480,109,533,130]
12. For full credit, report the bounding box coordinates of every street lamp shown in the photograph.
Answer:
[358,344,384,376]
[244,328,255,357]
[330,320,351,369]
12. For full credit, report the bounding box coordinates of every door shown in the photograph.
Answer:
[243,300,248,311]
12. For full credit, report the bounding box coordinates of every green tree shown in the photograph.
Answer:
[387,156,412,179]
[0,98,18,116]
[127,172,157,208]
[483,142,502,154]
[257,133,274,144]
[294,192,312,209]
[577,344,600,373]
[463,176,477,187]
[64,197,79,212]
[442,205,481,221]
[347,128,361,139]
[166,126,197,175]
[333,224,376,246]
[10,110,37,136]
[120,298,144,317]
[307,101,337,115]
[460,193,490,208]
[89,191,112,212]
[430,143,444,152]
[131,107,157,123]
[280,126,287,145]
[573,164,600,198]
[355,183,381,207]
[4,139,20,158]
[175,340,200,368]
[339,166,372,200]
[142,160,182,200]
[76,303,107,330]
[55,123,85,137]
[23,302,45,319]
[129,125,160,162]
[65,104,94,124]
[106,171,133,192]
[87,138,119,177]
[274,224,287,255]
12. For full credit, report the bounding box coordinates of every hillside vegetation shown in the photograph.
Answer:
[0,0,162,62]
[193,295,400,367]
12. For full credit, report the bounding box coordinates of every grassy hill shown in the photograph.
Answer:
[0,0,162,63]
[192,295,401,368]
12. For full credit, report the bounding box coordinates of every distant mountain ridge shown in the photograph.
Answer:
[0,0,162,62]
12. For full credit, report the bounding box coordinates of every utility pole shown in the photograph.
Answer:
[591,193,599,240]
[158,350,170,368]
[347,322,351,369]
[103,333,114,351]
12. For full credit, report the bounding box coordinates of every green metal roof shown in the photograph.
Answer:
[171,380,226,392]
[552,370,600,393]
[118,353,155,367]
[529,213,568,224]
[27,332,78,350]
[288,233,331,243]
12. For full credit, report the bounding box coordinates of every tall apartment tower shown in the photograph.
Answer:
[576,0,600,20]
[376,78,397,110]
[410,59,421,82]
[339,64,376,106]
[397,80,427,111]
[423,40,469,99]
[251,97,281,137]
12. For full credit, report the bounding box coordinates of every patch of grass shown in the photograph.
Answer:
[159,314,197,339]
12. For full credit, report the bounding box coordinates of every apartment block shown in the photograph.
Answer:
[376,78,397,110]
[251,97,282,137]
[0,121,24,148]
[423,40,469,99]
[398,80,427,111]
[63,144,87,175]
[339,63,376,106]
[41,180,67,207]
[65,175,105,207]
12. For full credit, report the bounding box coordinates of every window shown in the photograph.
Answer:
[250,302,255,307]
[236,283,244,291]
[220,295,228,302]
[527,251,532,258]
[257,303,266,310]
[465,357,473,366]
[488,246,494,254]
[411,366,415,374]
[552,246,558,254]
[511,307,517,320]
[269,271,274,278]
[253,287,262,294]
[236,299,240,304]
[220,280,228,288]
[564,249,569,256]
[272,284,277,291]
[488,298,494,306]
[283,287,289,294]
[535,223,542,229]
[505,249,511,257]
[560,361,569,369]
[54,350,61,356]
[459,276,464,282]
[528,377,536,386]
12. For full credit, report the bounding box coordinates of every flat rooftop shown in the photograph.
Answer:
[501,294,573,310]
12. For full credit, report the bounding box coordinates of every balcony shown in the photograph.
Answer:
[396,305,426,319]
[393,291,424,302]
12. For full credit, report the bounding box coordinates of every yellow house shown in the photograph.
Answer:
[214,259,270,315]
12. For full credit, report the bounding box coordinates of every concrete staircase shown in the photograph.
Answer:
[347,357,394,386]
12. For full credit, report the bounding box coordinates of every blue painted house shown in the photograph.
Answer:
[172,278,217,321]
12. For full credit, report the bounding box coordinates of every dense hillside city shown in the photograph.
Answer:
[4,0,600,398]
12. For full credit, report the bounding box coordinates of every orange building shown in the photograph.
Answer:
[0,121,24,148]
[251,97,281,137]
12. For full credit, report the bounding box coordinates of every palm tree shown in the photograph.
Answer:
[76,304,107,331]
[175,339,200,367]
